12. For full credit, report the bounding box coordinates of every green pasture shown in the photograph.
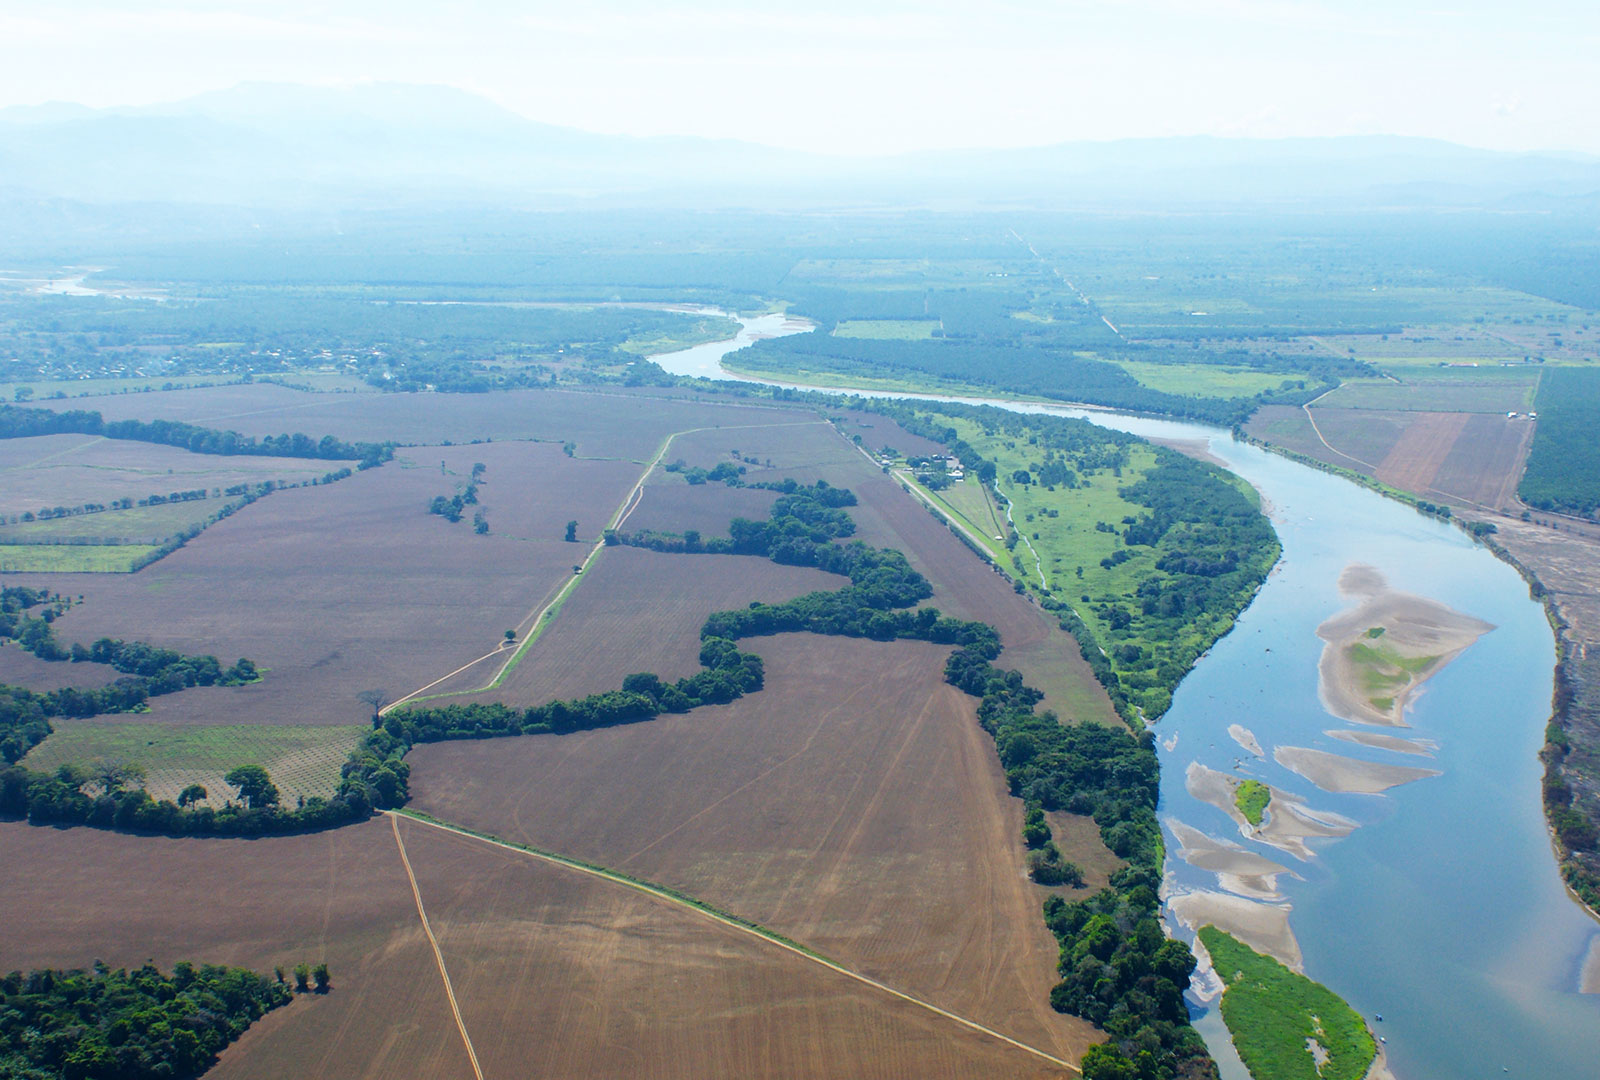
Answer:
[833,319,939,340]
[23,721,364,806]
[0,544,160,573]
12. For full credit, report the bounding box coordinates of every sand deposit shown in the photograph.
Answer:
[1274,745,1441,795]
[1318,564,1493,727]
[1228,723,1264,757]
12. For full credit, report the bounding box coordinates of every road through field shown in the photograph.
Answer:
[390,811,1081,1076]
[385,418,829,713]
[391,815,485,1080]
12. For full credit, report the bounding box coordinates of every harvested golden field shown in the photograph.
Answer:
[408,633,1105,1065]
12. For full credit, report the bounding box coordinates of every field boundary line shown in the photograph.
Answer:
[386,419,830,711]
[391,811,1079,1075]
[390,815,486,1080]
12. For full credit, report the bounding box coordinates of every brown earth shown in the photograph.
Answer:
[1430,412,1535,511]
[31,384,816,463]
[0,818,476,1080]
[408,633,1104,1065]
[0,817,1071,1079]
[1372,411,1469,493]
[17,444,631,728]
[0,433,352,517]
[621,480,778,537]
[436,547,837,705]
[0,644,123,689]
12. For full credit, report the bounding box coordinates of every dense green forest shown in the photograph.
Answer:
[1519,368,1600,516]
[0,962,292,1080]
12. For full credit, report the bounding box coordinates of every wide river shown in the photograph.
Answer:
[652,314,1600,1079]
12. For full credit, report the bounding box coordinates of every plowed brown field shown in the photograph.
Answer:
[437,547,837,704]
[408,633,1103,1064]
[0,816,1072,1079]
[23,443,630,728]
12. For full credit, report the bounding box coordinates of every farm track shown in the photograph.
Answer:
[390,815,485,1080]
[385,418,829,713]
[389,810,1081,1076]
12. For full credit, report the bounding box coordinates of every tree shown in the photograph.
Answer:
[564,519,578,542]
[177,783,208,808]
[224,765,279,809]
[312,963,331,992]
[293,963,311,992]
[471,462,486,480]
[357,689,388,726]
[504,629,517,643]
[88,759,146,796]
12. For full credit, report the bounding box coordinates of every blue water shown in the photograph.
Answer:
[656,332,1600,1079]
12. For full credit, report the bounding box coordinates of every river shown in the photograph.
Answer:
[651,315,1600,1079]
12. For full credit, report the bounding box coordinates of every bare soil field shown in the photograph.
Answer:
[0,643,122,689]
[393,818,1071,1080]
[0,815,1070,1080]
[1316,377,1536,413]
[1372,411,1470,493]
[621,479,778,536]
[0,432,350,517]
[438,547,837,705]
[0,818,477,1080]
[1431,412,1535,510]
[18,448,618,729]
[33,384,817,462]
[660,418,855,478]
[1250,405,1534,513]
[408,633,1104,1064]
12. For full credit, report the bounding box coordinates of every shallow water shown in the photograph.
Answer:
[655,319,1600,1079]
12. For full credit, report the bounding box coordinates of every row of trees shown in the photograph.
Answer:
[0,404,393,469]
[1,588,260,764]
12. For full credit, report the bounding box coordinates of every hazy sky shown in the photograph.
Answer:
[1,0,1596,154]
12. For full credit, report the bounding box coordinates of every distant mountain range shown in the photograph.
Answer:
[1,82,1597,219]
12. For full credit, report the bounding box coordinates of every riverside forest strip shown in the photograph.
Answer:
[391,811,1082,1076]
[873,401,1280,723]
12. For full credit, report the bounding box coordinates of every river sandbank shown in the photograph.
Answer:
[1318,564,1493,727]
[1274,745,1441,795]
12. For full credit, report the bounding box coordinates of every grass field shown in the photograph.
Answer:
[1314,377,1536,413]
[833,319,940,340]
[1234,780,1271,826]
[1199,926,1375,1080]
[0,499,228,544]
[22,721,364,805]
[1110,359,1295,399]
[0,544,160,572]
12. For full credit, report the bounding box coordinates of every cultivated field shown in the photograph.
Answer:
[0,815,1073,1080]
[435,546,838,705]
[1247,404,1535,512]
[619,480,778,536]
[31,383,818,462]
[22,721,364,805]
[0,433,352,517]
[408,633,1104,1065]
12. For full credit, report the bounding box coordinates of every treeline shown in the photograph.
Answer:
[733,332,1262,424]
[1519,368,1600,516]
[945,641,1211,1078]
[0,404,393,469]
[0,587,259,763]
[0,962,291,1080]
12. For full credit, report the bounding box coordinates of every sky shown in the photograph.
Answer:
[1,0,1596,155]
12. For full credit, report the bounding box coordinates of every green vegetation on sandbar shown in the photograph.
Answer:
[1364,626,1385,639]
[1199,925,1375,1080]
[1235,779,1271,826]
